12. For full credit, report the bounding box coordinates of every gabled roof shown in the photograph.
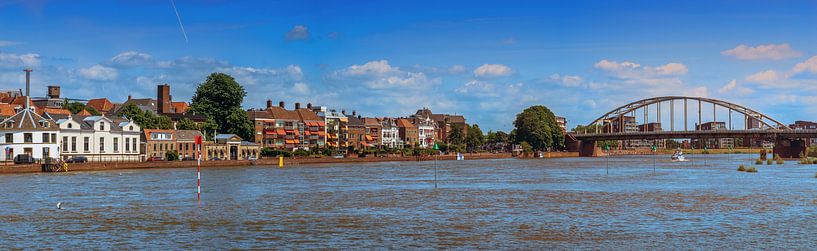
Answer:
[295,108,322,122]
[86,98,116,112]
[363,118,381,126]
[266,106,300,120]
[3,96,34,107]
[247,109,273,120]
[0,104,17,117]
[176,130,203,141]
[346,115,364,126]
[171,102,189,113]
[39,107,71,116]
[396,118,416,128]
[76,109,92,116]
[0,107,58,131]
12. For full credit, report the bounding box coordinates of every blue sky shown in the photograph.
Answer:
[1,0,816,132]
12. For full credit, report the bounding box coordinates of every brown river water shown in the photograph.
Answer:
[2,154,817,249]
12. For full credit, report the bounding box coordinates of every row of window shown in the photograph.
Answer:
[3,133,57,144]
[61,136,138,153]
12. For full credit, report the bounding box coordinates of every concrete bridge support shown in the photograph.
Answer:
[578,140,601,157]
[773,138,806,158]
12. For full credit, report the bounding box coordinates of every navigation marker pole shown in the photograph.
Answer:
[605,144,610,175]
[434,143,439,189]
[195,135,203,205]
[652,144,656,174]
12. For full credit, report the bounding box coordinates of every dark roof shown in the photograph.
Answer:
[176,130,203,142]
[295,108,322,121]
[247,109,273,120]
[346,115,364,126]
[396,118,415,128]
[266,106,300,120]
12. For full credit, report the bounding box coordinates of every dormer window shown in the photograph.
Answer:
[129,125,133,131]
[68,123,73,129]
[99,122,105,131]
[4,121,11,128]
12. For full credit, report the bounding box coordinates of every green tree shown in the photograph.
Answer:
[513,105,564,151]
[447,124,466,145]
[85,106,101,116]
[176,118,198,130]
[466,124,485,152]
[190,73,254,140]
[117,103,172,130]
[165,150,179,161]
[519,141,533,157]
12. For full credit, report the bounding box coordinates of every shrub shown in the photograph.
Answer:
[701,149,710,154]
[293,149,310,157]
[812,159,817,165]
[767,159,773,165]
[746,167,758,173]
[801,157,811,164]
[734,151,743,154]
[776,159,784,165]
[260,147,292,157]
[165,150,179,161]
[755,159,763,165]
[738,165,746,172]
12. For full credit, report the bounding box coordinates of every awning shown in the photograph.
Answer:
[365,135,374,141]
[309,122,318,126]
[285,139,295,144]
[304,131,311,135]
[276,129,286,135]
[318,131,326,136]
[317,121,326,127]
[264,130,277,135]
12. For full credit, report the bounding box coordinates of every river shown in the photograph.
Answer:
[2,154,816,249]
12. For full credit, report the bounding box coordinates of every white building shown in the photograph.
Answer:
[380,118,401,148]
[56,115,141,162]
[0,106,60,161]
[416,117,436,148]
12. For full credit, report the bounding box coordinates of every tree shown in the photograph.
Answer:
[447,124,466,145]
[176,118,198,130]
[63,99,100,115]
[513,105,564,151]
[165,150,179,161]
[117,103,172,130]
[190,73,254,140]
[466,124,485,152]
[519,141,533,157]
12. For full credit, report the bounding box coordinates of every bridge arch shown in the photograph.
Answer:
[587,96,787,133]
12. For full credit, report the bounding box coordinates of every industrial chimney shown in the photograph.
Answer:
[23,68,32,109]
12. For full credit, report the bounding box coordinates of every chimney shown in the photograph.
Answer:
[23,68,32,109]
[341,110,346,115]
[279,101,285,108]
[352,110,357,116]
[307,103,312,109]
[127,95,132,101]
[266,100,273,109]
[295,102,301,109]
[47,85,60,99]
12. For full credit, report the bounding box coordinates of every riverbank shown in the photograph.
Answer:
[0,152,527,174]
[602,148,766,156]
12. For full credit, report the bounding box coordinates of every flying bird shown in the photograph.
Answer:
[170,0,189,43]
[56,202,64,210]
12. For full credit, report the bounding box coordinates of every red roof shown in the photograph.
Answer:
[171,102,189,113]
[86,98,115,112]
[0,104,16,117]
[39,107,71,116]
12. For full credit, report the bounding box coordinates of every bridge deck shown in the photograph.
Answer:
[571,129,817,141]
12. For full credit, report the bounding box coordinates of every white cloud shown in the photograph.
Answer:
[594,59,687,78]
[109,51,154,67]
[448,65,466,74]
[745,70,783,84]
[721,43,802,60]
[685,86,708,97]
[718,79,753,95]
[456,80,495,94]
[78,64,119,81]
[285,25,310,41]
[0,52,40,68]
[547,73,582,87]
[473,64,513,78]
[791,56,817,75]
[338,60,398,76]
[332,60,440,90]
[0,40,22,47]
[292,82,309,94]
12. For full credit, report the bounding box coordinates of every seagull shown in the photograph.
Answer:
[56,202,63,210]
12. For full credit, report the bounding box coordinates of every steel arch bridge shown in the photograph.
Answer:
[585,96,788,133]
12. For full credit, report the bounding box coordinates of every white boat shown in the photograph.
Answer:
[671,150,686,162]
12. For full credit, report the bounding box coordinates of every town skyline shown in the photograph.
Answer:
[1,1,817,132]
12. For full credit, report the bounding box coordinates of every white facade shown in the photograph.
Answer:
[417,118,436,148]
[381,125,400,149]
[0,107,60,161]
[57,115,142,162]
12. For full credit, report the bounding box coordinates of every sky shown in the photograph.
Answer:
[0,0,816,132]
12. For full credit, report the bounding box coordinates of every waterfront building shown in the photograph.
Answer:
[693,122,732,149]
[311,105,349,152]
[56,115,141,162]
[346,113,365,149]
[790,120,817,147]
[411,107,466,144]
[295,103,326,149]
[396,118,419,148]
[142,129,174,159]
[380,117,401,149]
[363,117,382,148]
[0,105,60,161]
[556,116,567,134]
[31,86,64,109]
[413,116,436,148]
[175,130,204,160]
[206,134,259,160]
[249,100,325,151]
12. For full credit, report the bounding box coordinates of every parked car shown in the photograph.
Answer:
[182,156,196,161]
[66,156,88,163]
[146,156,164,162]
[13,154,34,164]
[247,156,258,161]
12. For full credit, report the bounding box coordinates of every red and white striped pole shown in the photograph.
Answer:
[195,135,202,205]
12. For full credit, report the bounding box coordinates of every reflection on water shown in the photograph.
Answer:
[2,154,817,249]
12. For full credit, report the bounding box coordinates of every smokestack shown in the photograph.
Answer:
[266,100,273,109]
[23,68,32,109]
[295,102,301,109]
[279,101,285,108]
[307,103,312,109]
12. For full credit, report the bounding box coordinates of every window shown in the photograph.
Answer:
[153,144,156,152]
[43,147,49,158]
[84,137,90,152]
[71,137,77,152]
[99,137,105,152]
[113,138,119,152]
[99,122,105,131]
[62,136,68,151]
[132,138,137,153]
[125,138,130,152]
[4,133,12,143]
[23,133,32,143]
[42,133,49,143]
[68,123,72,129]
[129,125,133,131]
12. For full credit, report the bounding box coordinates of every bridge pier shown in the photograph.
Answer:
[578,140,602,157]
[773,138,806,159]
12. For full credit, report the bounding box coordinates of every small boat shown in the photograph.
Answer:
[671,149,686,162]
